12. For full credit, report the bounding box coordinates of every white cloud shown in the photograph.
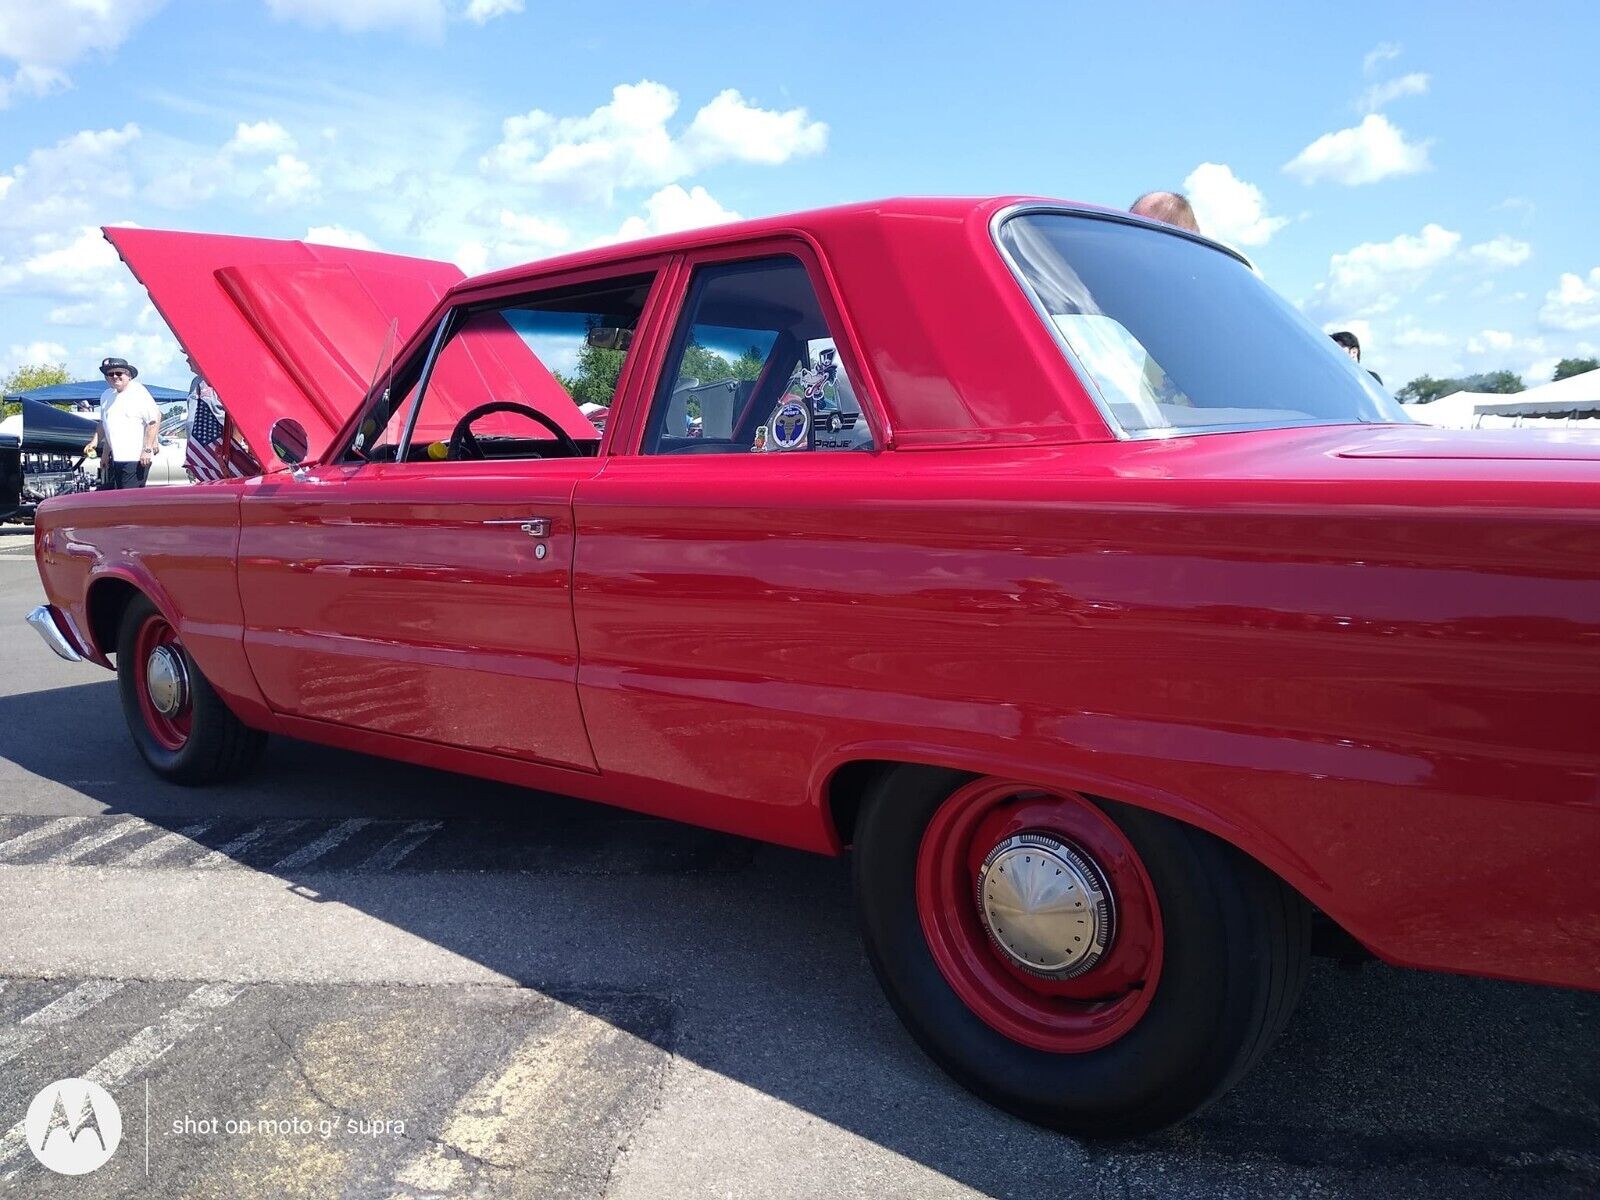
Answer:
[482,81,826,205]
[483,81,685,202]
[1464,331,1547,379]
[1284,114,1430,186]
[305,224,380,251]
[1466,329,1517,354]
[453,209,572,275]
[463,0,522,22]
[5,341,70,370]
[613,184,739,243]
[99,329,183,380]
[0,224,129,301]
[1314,223,1461,316]
[225,120,296,156]
[261,154,320,206]
[0,124,143,230]
[1363,42,1402,74]
[1183,163,1287,247]
[264,0,447,38]
[47,301,99,325]
[1539,268,1600,331]
[1393,325,1451,348]
[0,1,166,107]
[681,89,828,166]
[1467,235,1531,269]
[1495,196,1536,224]
[1357,73,1429,114]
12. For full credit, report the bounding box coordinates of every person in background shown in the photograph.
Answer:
[83,356,160,489]
[183,360,258,481]
[187,362,220,427]
[1330,330,1384,386]
[1130,191,1201,233]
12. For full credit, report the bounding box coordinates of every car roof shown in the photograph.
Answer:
[457,195,1247,291]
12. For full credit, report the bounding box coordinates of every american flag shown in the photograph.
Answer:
[184,400,259,482]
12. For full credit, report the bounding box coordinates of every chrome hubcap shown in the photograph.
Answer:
[145,644,189,717]
[975,833,1114,979]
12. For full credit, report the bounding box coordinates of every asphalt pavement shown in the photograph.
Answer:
[0,523,1596,1198]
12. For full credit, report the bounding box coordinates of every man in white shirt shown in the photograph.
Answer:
[84,356,161,489]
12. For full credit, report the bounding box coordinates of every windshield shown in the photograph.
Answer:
[996,212,1407,437]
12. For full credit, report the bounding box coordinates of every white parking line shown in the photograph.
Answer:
[53,818,148,864]
[0,816,89,863]
[119,821,216,867]
[271,818,373,872]
[357,821,443,872]
[0,982,243,1178]
[191,821,307,870]
[0,979,126,1066]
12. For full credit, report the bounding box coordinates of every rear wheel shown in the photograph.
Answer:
[116,595,265,784]
[853,766,1309,1137]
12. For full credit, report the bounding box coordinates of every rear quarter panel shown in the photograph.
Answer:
[573,435,1600,991]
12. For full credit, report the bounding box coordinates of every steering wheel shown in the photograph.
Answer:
[446,401,583,461]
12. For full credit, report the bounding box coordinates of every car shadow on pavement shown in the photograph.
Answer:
[2,679,1596,1199]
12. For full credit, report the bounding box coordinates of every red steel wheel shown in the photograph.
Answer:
[116,593,265,784]
[853,765,1311,1136]
[132,610,193,751]
[915,779,1162,1053]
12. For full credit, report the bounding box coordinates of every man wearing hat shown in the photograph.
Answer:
[84,356,162,489]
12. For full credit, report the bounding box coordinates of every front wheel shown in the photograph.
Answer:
[853,767,1309,1138]
[116,595,265,784]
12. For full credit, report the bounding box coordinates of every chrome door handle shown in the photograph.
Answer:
[483,517,551,537]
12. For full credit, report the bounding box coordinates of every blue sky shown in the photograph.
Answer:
[2,1,1596,392]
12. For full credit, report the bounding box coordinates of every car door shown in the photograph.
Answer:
[571,246,897,836]
[237,266,668,772]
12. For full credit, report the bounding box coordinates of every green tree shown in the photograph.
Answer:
[1553,356,1599,381]
[1,361,72,417]
[731,345,766,380]
[2,361,71,395]
[1459,370,1524,394]
[556,342,626,407]
[1396,374,1461,404]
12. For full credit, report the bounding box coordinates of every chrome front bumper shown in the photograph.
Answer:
[27,604,84,663]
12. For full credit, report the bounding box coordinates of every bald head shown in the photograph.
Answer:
[1130,191,1200,233]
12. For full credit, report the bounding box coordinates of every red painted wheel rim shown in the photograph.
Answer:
[915,779,1163,1053]
[133,613,191,751]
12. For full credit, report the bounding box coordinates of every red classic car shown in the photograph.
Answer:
[26,199,1600,1137]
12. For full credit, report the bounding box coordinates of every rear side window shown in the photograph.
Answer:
[642,256,874,455]
[997,213,1406,437]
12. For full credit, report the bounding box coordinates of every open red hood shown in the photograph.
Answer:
[105,227,465,466]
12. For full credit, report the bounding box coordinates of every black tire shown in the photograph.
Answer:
[853,765,1310,1138]
[116,593,266,785]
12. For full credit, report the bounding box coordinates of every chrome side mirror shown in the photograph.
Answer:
[269,418,309,466]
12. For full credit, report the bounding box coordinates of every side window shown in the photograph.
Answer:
[345,274,652,463]
[643,256,874,455]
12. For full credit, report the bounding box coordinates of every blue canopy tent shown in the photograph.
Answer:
[3,379,189,407]
[3,381,189,520]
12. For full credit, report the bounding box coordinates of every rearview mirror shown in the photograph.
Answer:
[269,418,309,466]
[585,326,634,351]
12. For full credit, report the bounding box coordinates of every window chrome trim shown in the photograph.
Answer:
[394,310,456,462]
[989,203,1325,443]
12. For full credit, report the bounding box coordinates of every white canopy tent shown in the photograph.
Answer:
[1405,369,1600,428]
